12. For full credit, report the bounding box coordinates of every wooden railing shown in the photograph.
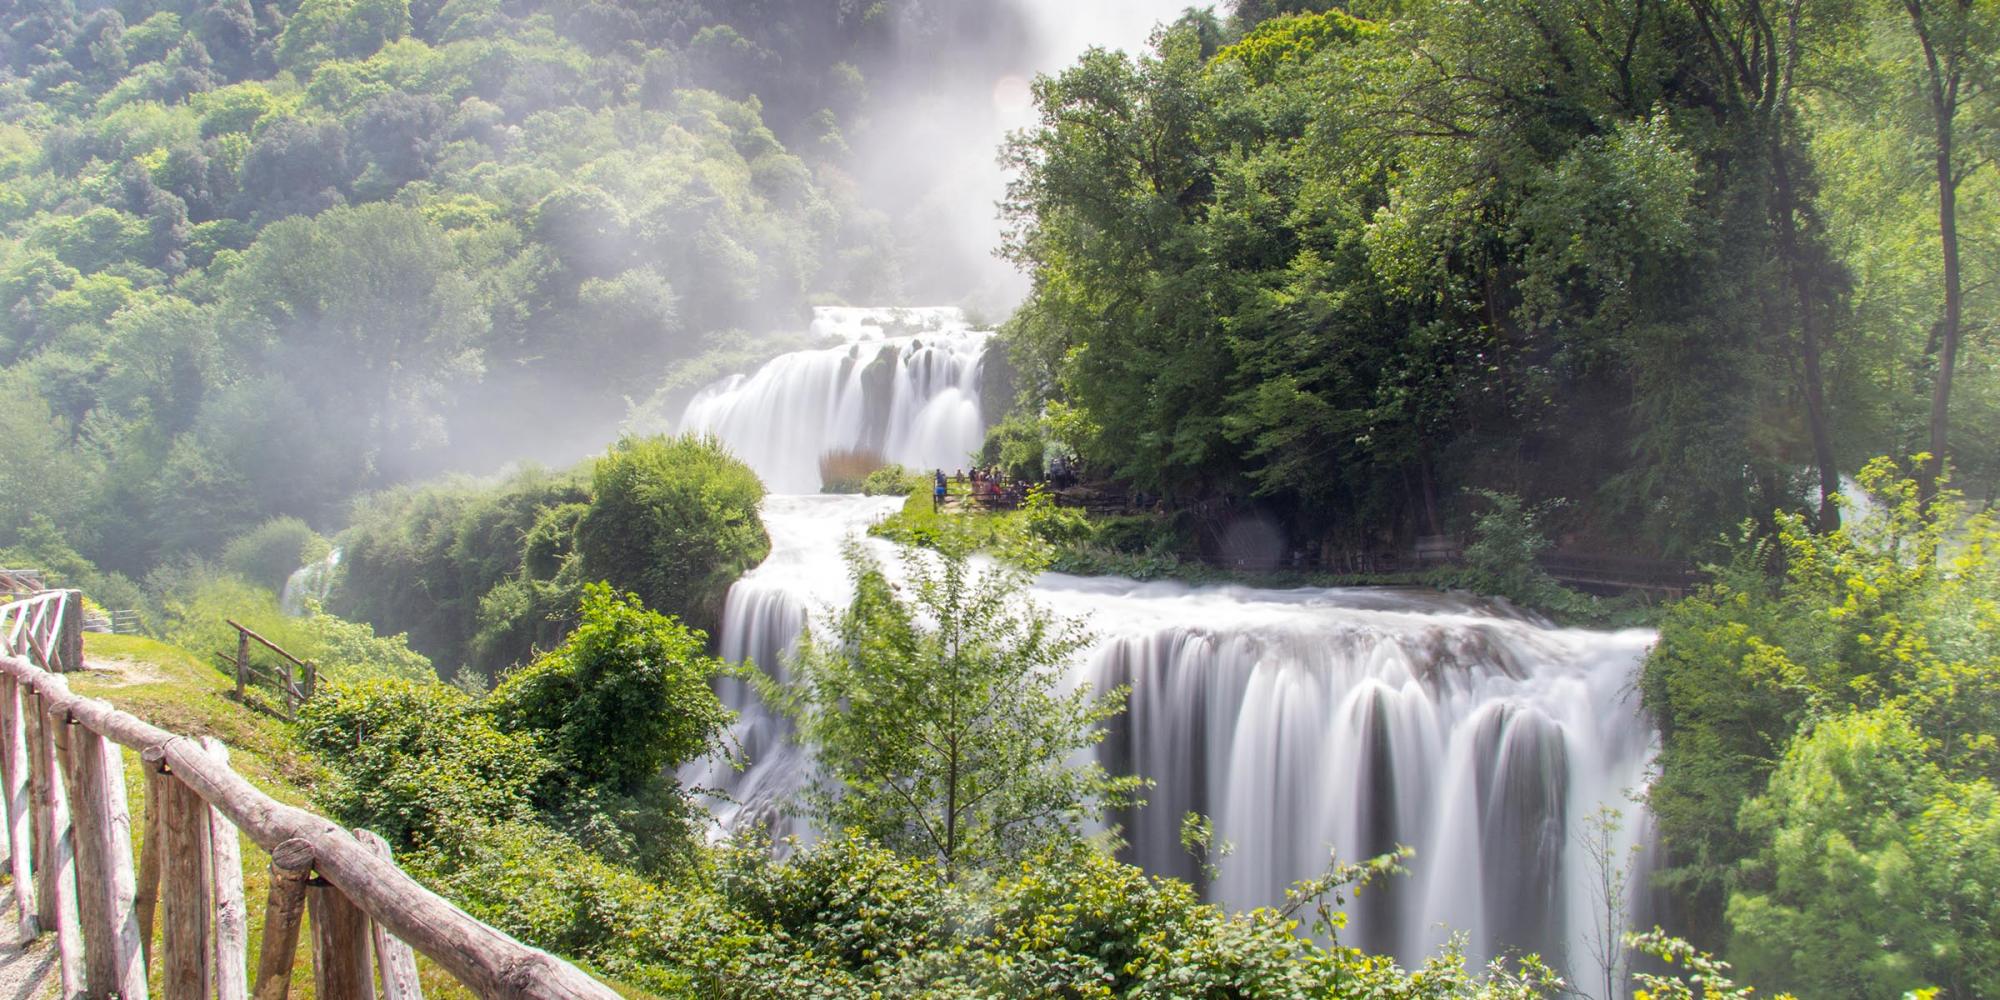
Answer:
[0,589,83,674]
[216,621,315,720]
[0,592,620,1000]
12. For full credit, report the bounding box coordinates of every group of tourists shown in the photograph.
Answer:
[931,467,1029,509]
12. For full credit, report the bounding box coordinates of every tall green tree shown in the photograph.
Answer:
[768,534,1142,877]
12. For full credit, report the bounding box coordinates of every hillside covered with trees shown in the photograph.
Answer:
[0,0,1028,596]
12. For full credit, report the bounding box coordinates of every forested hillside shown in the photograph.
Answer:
[0,0,1026,592]
[999,1,1997,560]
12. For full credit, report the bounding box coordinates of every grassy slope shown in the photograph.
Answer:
[74,634,474,1000]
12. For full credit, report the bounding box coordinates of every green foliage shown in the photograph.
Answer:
[859,463,923,496]
[1213,10,1372,85]
[1438,491,1590,617]
[295,678,548,849]
[768,537,1141,876]
[1644,457,2000,989]
[334,464,589,679]
[999,0,1995,561]
[574,436,768,632]
[220,516,330,592]
[1727,707,2000,998]
[488,583,730,798]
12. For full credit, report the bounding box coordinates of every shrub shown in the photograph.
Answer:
[860,463,924,496]
[221,516,331,592]
[487,583,730,797]
[295,679,549,849]
[574,435,768,632]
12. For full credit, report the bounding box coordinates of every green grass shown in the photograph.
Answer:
[73,634,475,1000]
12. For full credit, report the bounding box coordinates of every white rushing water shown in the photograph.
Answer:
[280,547,341,615]
[677,307,989,493]
[678,309,1660,982]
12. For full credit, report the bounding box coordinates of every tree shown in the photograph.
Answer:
[769,533,1142,877]
[573,435,768,632]
[487,583,731,798]
[1888,0,1997,502]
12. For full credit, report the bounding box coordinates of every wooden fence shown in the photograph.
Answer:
[0,591,620,1000]
[215,621,315,720]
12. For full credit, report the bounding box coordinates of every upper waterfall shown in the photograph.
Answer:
[677,307,991,493]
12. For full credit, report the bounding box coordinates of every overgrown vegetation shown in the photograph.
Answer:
[1641,459,2000,996]
[1000,2,1998,564]
[0,0,1031,603]
[332,434,763,682]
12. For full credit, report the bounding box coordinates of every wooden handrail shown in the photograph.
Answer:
[0,652,619,1000]
[224,621,309,670]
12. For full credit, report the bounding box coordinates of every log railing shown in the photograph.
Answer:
[216,621,316,720]
[0,592,620,1000]
[0,589,83,675]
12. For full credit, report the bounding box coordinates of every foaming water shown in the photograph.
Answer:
[678,307,989,492]
[281,547,341,615]
[680,317,1659,983]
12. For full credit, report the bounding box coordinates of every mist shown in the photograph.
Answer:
[852,0,1199,313]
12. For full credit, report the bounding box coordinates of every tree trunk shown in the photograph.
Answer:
[1769,138,1841,532]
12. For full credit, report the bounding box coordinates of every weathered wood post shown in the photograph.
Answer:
[235,630,249,704]
[134,764,163,968]
[156,752,214,1000]
[61,717,147,1000]
[56,590,83,674]
[27,690,57,930]
[354,830,422,1000]
[0,674,38,937]
[35,687,85,1000]
[251,839,313,1000]
[202,738,249,1000]
[308,869,376,1000]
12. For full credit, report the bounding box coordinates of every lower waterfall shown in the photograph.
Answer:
[677,310,1660,985]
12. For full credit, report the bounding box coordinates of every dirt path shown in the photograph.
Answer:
[0,895,55,1000]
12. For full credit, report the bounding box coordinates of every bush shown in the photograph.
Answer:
[574,435,768,632]
[860,463,924,496]
[221,516,331,593]
[333,466,590,678]
[295,679,549,849]
[489,583,731,797]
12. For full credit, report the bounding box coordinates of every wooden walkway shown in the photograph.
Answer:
[0,588,620,1000]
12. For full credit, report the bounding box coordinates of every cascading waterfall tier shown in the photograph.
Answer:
[281,547,341,615]
[678,306,990,493]
[679,308,1659,986]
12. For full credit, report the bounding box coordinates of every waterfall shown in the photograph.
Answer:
[678,309,1660,984]
[281,547,341,615]
[678,307,990,493]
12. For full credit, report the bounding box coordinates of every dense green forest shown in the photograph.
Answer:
[0,0,1027,595]
[996,0,1997,561]
[1,0,1994,997]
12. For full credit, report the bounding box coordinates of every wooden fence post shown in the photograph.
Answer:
[159,762,213,1000]
[251,839,313,1000]
[234,631,248,704]
[0,674,38,938]
[354,831,422,1000]
[202,738,249,1000]
[56,591,83,674]
[62,720,146,1000]
[134,762,163,969]
[27,691,57,930]
[309,873,376,1000]
[36,689,85,1000]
